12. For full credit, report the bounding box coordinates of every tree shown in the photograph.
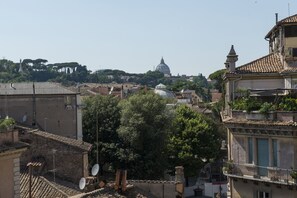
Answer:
[208,69,226,93]
[117,91,173,179]
[82,95,121,175]
[167,105,220,186]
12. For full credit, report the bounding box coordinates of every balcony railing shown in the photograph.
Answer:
[223,162,297,185]
[231,110,297,122]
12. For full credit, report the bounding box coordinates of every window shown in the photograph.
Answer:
[293,48,297,57]
[248,137,253,163]
[272,139,278,167]
[285,25,297,37]
[257,191,270,198]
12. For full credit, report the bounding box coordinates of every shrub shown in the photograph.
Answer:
[0,117,15,132]
[279,98,297,111]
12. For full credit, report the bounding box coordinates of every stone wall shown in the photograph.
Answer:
[20,131,90,183]
[128,180,176,198]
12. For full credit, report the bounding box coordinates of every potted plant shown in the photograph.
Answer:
[222,160,233,174]
[290,169,297,183]
[259,102,276,120]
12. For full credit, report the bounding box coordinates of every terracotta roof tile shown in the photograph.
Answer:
[278,14,297,24]
[17,125,92,151]
[234,53,283,74]
[20,173,68,198]
[30,130,92,151]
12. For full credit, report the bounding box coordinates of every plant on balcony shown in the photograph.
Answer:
[230,97,261,113]
[222,160,234,174]
[290,169,297,183]
[279,97,297,111]
[259,102,276,118]
[0,117,15,132]
[270,175,279,181]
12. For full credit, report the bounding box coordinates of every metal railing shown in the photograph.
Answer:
[222,162,297,184]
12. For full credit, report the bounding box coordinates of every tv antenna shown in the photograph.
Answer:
[288,3,291,16]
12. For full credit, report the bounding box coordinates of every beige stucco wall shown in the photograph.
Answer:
[0,152,22,198]
[285,37,297,49]
[0,156,14,198]
[231,179,297,198]
[236,79,284,90]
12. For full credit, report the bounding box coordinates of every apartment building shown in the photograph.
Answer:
[223,14,297,198]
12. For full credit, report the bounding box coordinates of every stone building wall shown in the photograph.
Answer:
[0,94,79,139]
[20,130,91,183]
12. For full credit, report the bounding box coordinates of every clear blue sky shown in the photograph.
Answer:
[1,0,296,77]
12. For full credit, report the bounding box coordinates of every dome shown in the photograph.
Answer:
[155,83,166,90]
[154,83,175,98]
[154,89,175,98]
[155,57,171,76]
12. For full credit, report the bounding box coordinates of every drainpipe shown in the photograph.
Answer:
[32,82,36,126]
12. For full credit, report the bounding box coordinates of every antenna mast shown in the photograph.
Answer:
[288,3,291,16]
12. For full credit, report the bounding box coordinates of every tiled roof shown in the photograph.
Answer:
[266,14,297,38]
[30,130,92,151]
[234,53,283,74]
[280,14,297,23]
[20,173,68,198]
[17,126,92,151]
[0,141,28,154]
[281,67,297,73]
[0,82,76,95]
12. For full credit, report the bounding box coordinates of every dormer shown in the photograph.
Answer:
[265,14,297,61]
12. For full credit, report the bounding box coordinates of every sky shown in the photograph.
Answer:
[1,0,297,77]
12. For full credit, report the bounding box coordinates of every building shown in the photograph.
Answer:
[155,57,171,77]
[222,14,297,198]
[154,83,175,98]
[0,125,28,198]
[0,82,83,140]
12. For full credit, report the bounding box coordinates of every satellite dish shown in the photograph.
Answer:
[79,177,86,190]
[91,164,100,176]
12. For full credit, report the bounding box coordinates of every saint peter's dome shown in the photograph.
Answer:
[155,57,171,76]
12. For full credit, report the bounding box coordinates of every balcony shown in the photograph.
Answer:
[223,162,297,186]
[231,110,297,122]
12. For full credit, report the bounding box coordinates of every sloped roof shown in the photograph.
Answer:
[266,14,297,38]
[17,126,92,151]
[0,82,76,95]
[234,53,283,74]
[30,130,92,151]
[20,173,68,198]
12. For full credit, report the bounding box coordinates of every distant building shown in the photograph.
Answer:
[155,57,171,77]
[154,83,175,98]
[0,82,83,140]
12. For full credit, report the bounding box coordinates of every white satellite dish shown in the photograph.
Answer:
[79,177,86,190]
[91,164,100,176]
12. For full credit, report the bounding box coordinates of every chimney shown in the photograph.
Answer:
[225,45,238,72]
[275,13,278,24]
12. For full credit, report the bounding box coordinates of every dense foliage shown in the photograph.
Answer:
[82,95,121,174]
[82,93,221,180]
[0,117,15,131]
[117,91,173,179]
[167,105,220,185]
